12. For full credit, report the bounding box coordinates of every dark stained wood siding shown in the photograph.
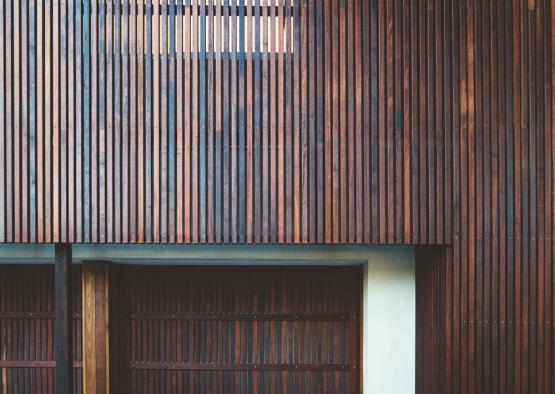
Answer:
[0,265,83,393]
[415,0,555,392]
[110,265,361,394]
[0,0,554,393]
[0,0,454,244]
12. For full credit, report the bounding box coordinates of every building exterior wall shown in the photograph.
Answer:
[0,0,554,392]
[0,245,415,392]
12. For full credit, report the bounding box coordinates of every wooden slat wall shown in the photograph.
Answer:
[110,266,360,394]
[0,0,454,244]
[416,0,555,393]
[0,0,554,392]
[0,265,83,394]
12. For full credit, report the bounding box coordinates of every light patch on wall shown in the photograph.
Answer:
[363,249,415,394]
[108,1,297,57]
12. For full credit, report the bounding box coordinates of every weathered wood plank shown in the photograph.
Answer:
[0,0,5,243]
[82,261,110,394]
[129,0,138,242]
[13,0,21,242]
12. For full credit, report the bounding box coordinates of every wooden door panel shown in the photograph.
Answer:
[0,265,82,394]
[111,266,361,393]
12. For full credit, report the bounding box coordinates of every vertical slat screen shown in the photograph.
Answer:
[110,266,360,394]
[0,0,554,392]
[0,265,82,394]
[416,0,555,393]
[0,0,457,244]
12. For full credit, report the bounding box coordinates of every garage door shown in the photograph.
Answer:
[111,266,361,393]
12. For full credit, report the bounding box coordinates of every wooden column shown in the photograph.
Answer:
[82,261,111,394]
[54,244,73,394]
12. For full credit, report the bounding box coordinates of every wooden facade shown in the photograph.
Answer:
[0,266,83,393]
[0,0,457,245]
[0,0,554,393]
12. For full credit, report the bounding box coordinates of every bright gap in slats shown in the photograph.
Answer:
[109,1,296,55]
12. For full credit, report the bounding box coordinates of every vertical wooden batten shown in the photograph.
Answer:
[81,261,110,394]
[54,243,73,394]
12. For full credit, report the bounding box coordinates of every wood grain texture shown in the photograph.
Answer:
[0,0,454,245]
[416,0,555,393]
[81,262,110,394]
[110,265,361,394]
[0,0,554,392]
[0,265,83,394]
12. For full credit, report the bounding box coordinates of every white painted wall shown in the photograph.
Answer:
[363,248,415,394]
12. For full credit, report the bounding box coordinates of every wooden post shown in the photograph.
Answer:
[54,243,73,394]
[82,261,111,394]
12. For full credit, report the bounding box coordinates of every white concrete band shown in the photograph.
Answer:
[363,248,415,394]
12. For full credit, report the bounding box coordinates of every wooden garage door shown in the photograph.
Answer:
[0,265,83,394]
[111,266,361,393]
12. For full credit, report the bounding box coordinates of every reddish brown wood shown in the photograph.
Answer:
[82,261,110,394]
[0,265,83,393]
[0,1,553,392]
[137,0,145,243]
[111,265,360,394]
